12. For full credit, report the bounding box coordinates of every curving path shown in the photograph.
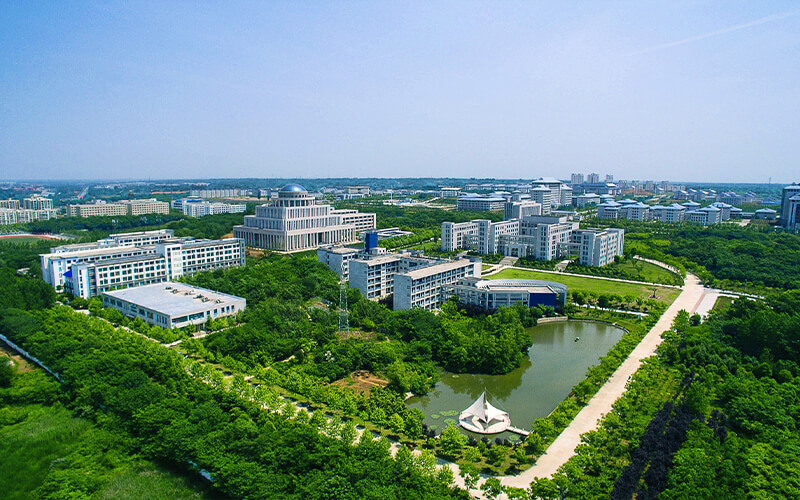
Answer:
[499,273,706,488]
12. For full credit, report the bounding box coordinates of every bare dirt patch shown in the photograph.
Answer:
[0,344,34,373]
[332,370,389,395]
[335,329,378,341]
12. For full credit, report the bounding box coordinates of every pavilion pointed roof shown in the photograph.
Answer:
[463,391,508,425]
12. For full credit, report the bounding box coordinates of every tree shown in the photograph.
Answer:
[387,413,405,435]
[513,446,527,465]
[463,445,482,463]
[440,424,467,457]
[481,478,504,499]
[459,462,480,490]
[487,445,508,467]
[0,357,14,387]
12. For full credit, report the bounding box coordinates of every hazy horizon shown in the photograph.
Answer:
[3,2,799,182]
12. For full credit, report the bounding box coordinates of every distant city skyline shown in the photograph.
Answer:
[2,2,799,182]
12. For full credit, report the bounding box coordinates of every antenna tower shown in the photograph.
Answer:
[338,262,349,333]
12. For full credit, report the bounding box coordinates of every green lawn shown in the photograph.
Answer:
[609,259,683,285]
[0,236,52,244]
[713,295,735,311]
[491,268,681,306]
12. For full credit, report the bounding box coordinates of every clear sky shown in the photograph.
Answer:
[2,1,798,182]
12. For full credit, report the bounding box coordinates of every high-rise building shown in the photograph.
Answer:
[587,173,600,184]
[571,173,584,185]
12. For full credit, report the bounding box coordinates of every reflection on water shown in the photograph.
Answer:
[407,321,624,432]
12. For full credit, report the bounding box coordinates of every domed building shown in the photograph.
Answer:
[233,184,376,252]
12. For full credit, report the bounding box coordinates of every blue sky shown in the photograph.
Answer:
[2,1,798,182]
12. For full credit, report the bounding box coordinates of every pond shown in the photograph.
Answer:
[406,320,624,438]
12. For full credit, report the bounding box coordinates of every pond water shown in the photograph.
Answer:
[406,321,624,438]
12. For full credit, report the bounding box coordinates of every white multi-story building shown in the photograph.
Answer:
[649,203,686,223]
[456,195,506,211]
[393,259,481,311]
[560,185,573,207]
[190,189,250,198]
[445,278,568,311]
[533,178,564,208]
[571,173,584,185]
[781,183,800,229]
[597,201,621,219]
[51,229,176,254]
[530,186,552,214]
[0,199,21,209]
[317,246,361,280]
[686,206,722,225]
[23,195,53,210]
[42,235,245,299]
[67,199,169,217]
[349,252,436,300]
[337,209,378,233]
[440,187,462,198]
[233,184,375,252]
[441,219,519,255]
[0,208,57,225]
[102,282,245,329]
[575,193,601,208]
[179,199,247,217]
[570,228,625,267]
[504,199,542,220]
[709,202,733,221]
[587,173,600,184]
[754,208,777,221]
[618,202,650,221]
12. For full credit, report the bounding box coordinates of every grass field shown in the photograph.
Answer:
[491,268,681,306]
[609,259,683,285]
[0,236,53,244]
[713,295,735,311]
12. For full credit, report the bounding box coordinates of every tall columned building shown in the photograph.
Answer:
[233,184,375,252]
[781,183,800,230]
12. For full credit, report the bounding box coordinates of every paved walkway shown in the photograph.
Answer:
[500,273,706,488]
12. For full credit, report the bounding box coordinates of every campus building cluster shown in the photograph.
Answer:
[66,199,169,217]
[0,196,57,225]
[318,239,481,311]
[171,198,247,217]
[40,229,245,299]
[233,184,375,252]
[319,238,568,312]
[596,199,746,225]
[441,215,624,267]
[455,178,572,213]
[102,282,245,330]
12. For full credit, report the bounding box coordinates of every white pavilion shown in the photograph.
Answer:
[459,391,511,434]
